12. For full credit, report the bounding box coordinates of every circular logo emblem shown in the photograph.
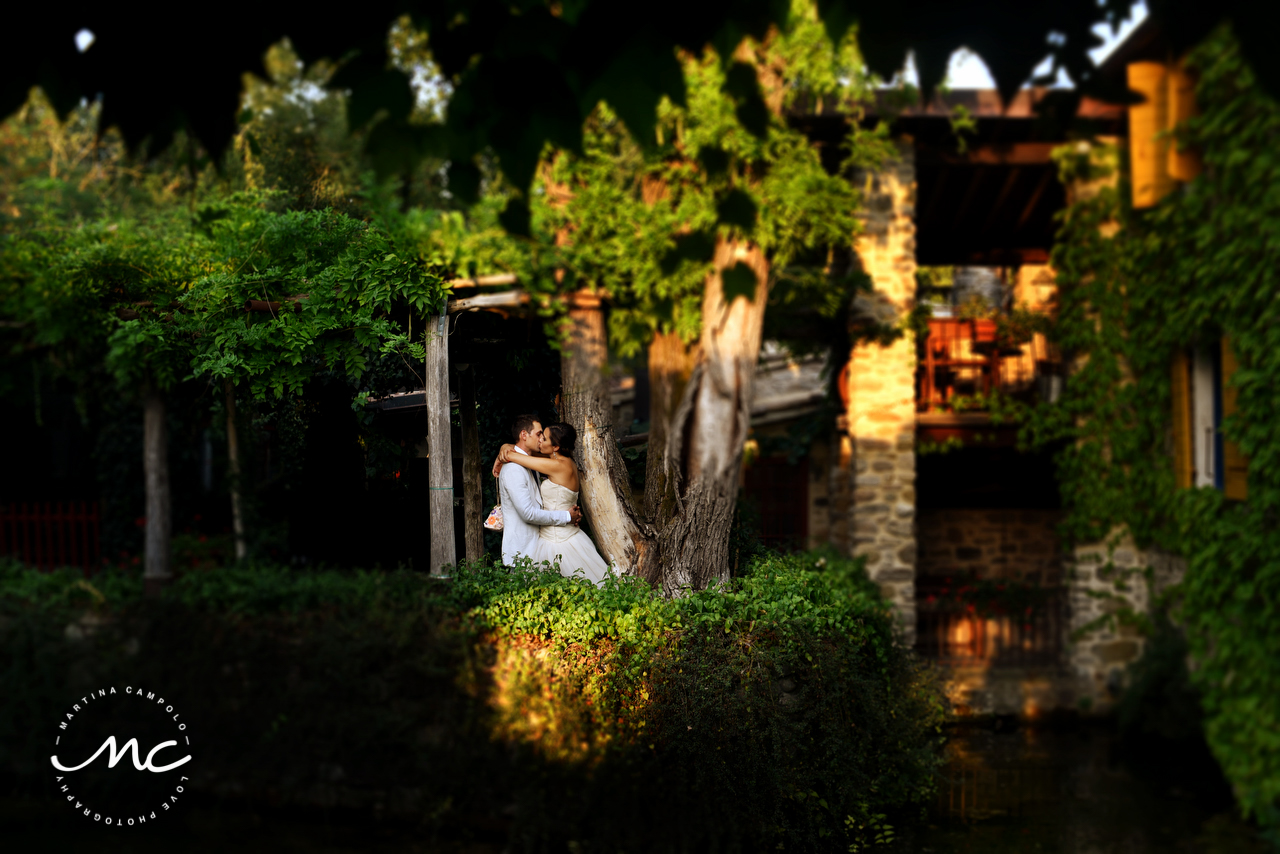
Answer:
[50,686,192,827]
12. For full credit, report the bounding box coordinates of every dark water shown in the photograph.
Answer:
[8,724,1266,853]
[901,724,1265,854]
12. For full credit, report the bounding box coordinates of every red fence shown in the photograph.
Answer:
[0,502,101,574]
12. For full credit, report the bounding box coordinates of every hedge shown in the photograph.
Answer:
[0,550,943,851]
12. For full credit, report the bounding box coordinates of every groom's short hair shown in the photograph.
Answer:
[511,413,540,441]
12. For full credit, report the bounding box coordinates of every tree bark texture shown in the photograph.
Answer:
[458,365,485,563]
[652,239,769,594]
[142,384,171,595]
[224,380,247,562]
[560,291,653,572]
[643,331,698,527]
[425,312,457,575]
[562,242,769,593]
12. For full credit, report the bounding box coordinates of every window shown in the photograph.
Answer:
[1172,339,1247,499]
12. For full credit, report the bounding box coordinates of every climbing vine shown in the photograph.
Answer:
[1018,26,1280,834]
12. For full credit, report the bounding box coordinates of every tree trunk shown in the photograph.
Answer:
[425,311,457,575]
[142,383,171,596]
[560,291,652,573]
[224,380,247,562]
[643,330,698,527]
[458,364,485,563]
[562,243,769,593]
[651,239,769,594]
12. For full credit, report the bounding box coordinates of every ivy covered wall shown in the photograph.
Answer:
[1025,27,1280,835]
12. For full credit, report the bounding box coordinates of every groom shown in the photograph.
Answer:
[497,414,581,566]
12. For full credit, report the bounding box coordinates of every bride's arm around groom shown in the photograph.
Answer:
[497,460,577,566]
[495,414,583,566]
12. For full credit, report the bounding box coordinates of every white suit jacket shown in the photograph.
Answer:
[498,446,571,565]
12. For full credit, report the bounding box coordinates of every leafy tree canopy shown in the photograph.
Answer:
[3,181,448,408]
[181,202,449,401]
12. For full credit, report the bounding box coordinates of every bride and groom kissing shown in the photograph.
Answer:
[489,414,612,585]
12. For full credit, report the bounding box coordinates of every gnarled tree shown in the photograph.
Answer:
[546,7,891,591]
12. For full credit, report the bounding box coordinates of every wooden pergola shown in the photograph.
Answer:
[245,273,538,575]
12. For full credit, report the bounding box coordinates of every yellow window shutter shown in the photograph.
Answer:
[1128,62,1174,208]
[1171,349,1192,489]
[1221,338,1248,501]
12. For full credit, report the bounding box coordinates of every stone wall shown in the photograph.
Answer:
[917,508,1064,584]
[846,141,918,637]
[1067,538,1186,713]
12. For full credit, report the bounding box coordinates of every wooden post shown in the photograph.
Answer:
[142,383,172,596]
[1171,349,1192,490]
[458,364,485,562]
[224,380,247,561]
[425,312,456,575]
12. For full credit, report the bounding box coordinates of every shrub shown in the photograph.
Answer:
[0,551,942,851]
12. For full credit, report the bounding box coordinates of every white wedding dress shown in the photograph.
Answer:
[533,479,611,585]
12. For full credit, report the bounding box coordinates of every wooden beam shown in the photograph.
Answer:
[244,295,307,313]
[457,364,485,562]
[979,167,1022,238]
[424,312,456,575]
[1016,169,1054,232]
[445,288,605,315]
[952,167,987,231]
[447,290,528,314]
[917,142,1059,166]
[446,272,518,288]
[865,89,1124,122]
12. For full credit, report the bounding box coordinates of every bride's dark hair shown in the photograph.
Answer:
[545,422,576,458]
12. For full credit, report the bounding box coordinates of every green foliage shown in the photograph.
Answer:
[1014,27,1280,833]
[4,180,447,401]
[231,41,366,216]
[469,1,899,360]
[473,548,890,659]
[180,201,449,400]
[1118,614,1205,745]
[916,435,964,456]
[0,91,451,558]
[994,304,1051,347]
[0,551,942,850]
[914,265,954,310]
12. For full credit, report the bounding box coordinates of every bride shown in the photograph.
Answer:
[495,423,612,585]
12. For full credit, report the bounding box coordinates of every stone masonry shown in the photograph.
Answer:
[917,509,1064,585]
[847,141,918,638]
[1067,536,1186,712]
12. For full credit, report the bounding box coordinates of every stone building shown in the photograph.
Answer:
[745,82,1143,716]
[604,24,1192,719]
